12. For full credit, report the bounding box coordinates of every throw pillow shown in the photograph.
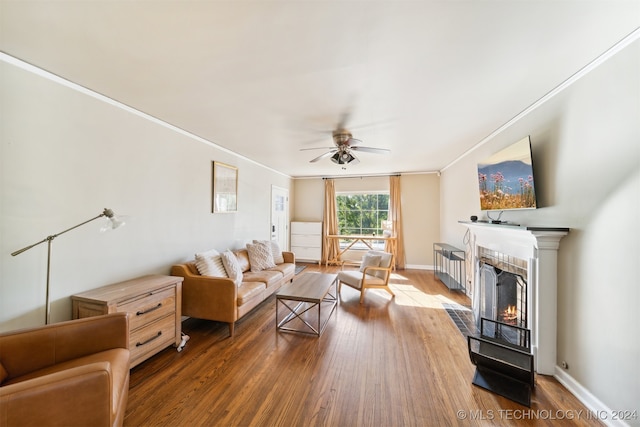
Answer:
[369,251,393,279]
[359,253,382,274]
[220,250,243,286]
[194,249,228,277]
[246,241,276,272]
[253,239,284,264]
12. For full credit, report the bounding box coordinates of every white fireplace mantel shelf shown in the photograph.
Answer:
[459,220,569,233]
[459,220,569,375]
[458,221,569,237]
[459,221,569,260]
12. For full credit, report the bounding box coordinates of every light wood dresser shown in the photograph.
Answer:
[71,274,183,368]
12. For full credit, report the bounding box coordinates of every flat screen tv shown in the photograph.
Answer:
[477,136,537,211]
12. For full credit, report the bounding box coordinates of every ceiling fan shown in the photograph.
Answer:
[301,129,390,165]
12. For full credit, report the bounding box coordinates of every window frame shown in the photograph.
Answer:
[335,191,389,250]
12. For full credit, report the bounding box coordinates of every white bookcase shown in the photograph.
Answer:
[291,221,322,264]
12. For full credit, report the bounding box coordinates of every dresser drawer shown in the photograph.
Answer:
[120,287,176,331]
[292,246,322,260]
[291,234,320,247]
[130,314,176,367]
[291,221,322,234]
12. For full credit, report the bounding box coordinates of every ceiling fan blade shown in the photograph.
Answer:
[350,146,391,154]
[336,109,353,130]
[347,118,396,133]
[310,150,337,163]
[300,147,337,151]
[347,137,362,146]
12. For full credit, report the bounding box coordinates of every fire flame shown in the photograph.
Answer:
[501,305,518,325]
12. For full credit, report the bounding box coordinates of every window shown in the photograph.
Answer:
[336,193,389,249]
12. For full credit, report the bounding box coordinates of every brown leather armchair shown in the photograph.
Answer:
[0,313,130,427]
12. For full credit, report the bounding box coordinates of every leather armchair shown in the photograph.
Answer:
[0,313,130,427]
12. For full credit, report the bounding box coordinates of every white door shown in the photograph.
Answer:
[271,185,289,250]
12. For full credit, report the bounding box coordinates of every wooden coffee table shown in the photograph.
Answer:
[276,272,338,336]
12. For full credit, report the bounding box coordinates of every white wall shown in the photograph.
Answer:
[291,178,324,222]
[0,59,292,331]
[400,174,440,268]
[440,40,639,417]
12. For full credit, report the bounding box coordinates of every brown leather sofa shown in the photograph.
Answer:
[171,249,295,337]
[0,313,130,427]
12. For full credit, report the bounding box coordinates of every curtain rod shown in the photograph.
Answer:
[322,173,400,180]
[294,170,439,180]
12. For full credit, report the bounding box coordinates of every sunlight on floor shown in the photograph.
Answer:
[388,274,464,309]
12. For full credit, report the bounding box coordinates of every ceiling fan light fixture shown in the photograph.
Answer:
[331,150,356,165]
[304,126,386,165]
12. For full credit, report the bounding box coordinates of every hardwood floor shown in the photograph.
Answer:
[125,264,602,426]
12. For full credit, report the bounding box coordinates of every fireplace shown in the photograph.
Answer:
[460,222,569,375]
[476,247,528,329]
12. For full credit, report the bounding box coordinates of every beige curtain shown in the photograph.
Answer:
[322,178,340,265]
[389,175,406,269]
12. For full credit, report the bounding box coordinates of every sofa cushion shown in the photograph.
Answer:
[220,250,243,286]
[0,361,8,384]
[185,262,199,275]
[338,270,386,289]
[233,249,251,273]
[246,242,276,272]
[237,282,266,306]
[242,269,283,288]
[269,263,295,278]
[194,249,228,277]
[253,240,284,264]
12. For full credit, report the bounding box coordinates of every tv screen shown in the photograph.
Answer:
[477,136,537,211]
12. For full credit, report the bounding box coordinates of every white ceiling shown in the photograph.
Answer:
[2,1,639,177]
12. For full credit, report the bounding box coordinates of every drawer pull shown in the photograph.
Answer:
[136,331,162,347]
[136,303,162,316]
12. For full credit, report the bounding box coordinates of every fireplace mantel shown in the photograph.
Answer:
[459,221,569,257]
[459,221,569,375]
[458,220,569,234]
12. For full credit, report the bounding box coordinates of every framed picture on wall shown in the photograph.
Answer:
[212,161,238,213]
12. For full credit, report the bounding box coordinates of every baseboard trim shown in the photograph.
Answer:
[554,367,630,427]
[404,264,433,270]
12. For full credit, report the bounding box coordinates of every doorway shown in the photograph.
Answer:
[271,185,289,251]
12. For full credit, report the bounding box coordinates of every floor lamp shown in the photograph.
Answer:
[11,208,126,324]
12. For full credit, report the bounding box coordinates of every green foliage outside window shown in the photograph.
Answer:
[336,193,389,236]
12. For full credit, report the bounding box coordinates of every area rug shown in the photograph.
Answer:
[294,265,307,275]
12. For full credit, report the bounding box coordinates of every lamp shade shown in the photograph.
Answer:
[100,209,126,232]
